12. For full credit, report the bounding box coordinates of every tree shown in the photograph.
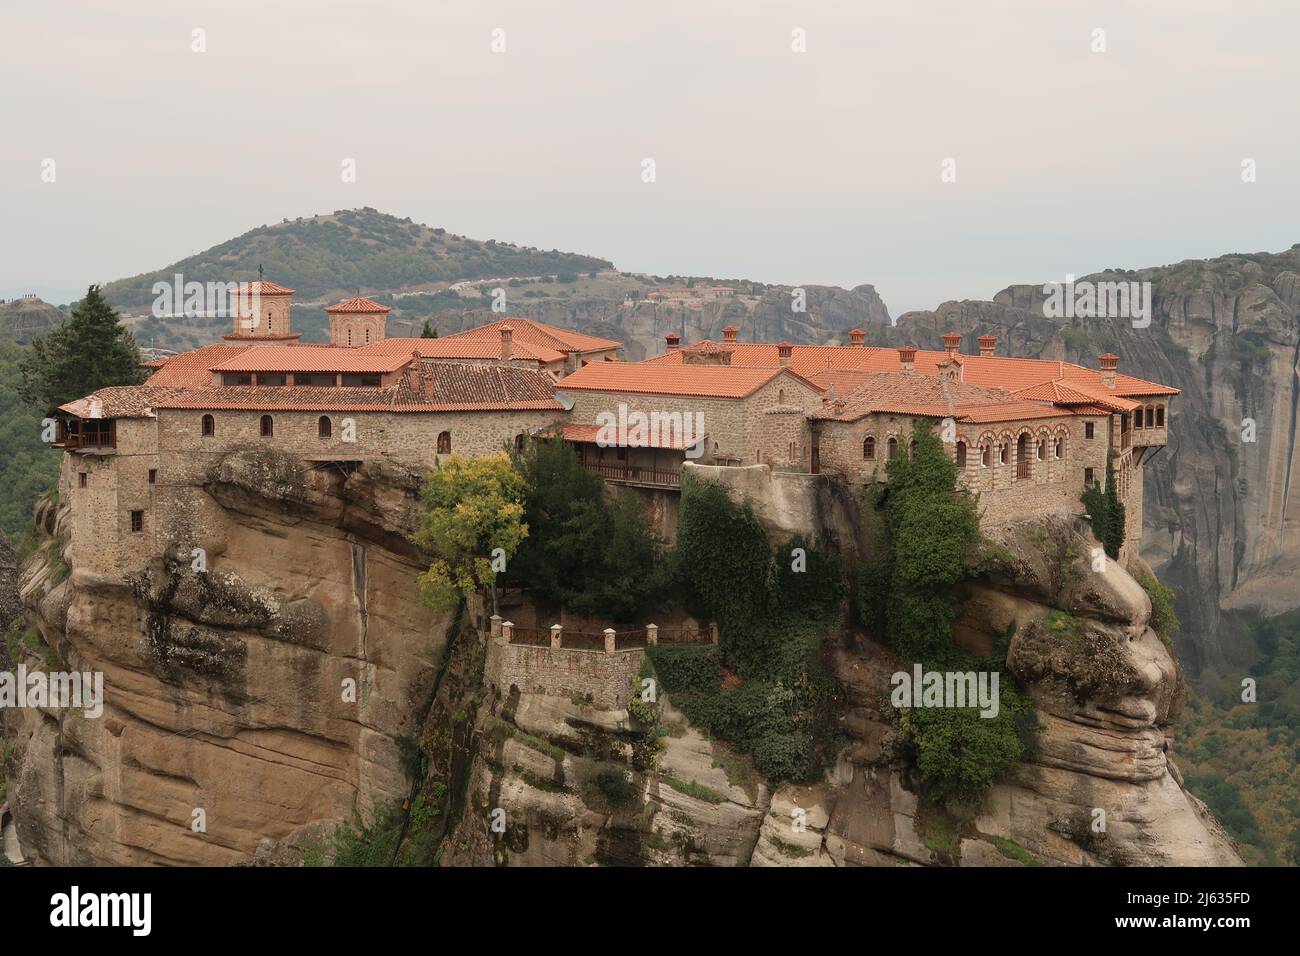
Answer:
[18,285,147,412]
[510,439,669,620]
[420,319,438,338]
[411,453,528,612]
[1081,459,1125,559]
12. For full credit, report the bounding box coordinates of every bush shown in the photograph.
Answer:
[1138,574,1180,645]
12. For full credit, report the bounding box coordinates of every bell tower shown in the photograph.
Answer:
[324,296,391,347]
[224,275,301,345]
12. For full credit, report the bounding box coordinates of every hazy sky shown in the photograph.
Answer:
[3,0,1297,314]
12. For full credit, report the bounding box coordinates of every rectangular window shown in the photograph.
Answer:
[130,510,143,533]
[222,374,253,386]
[78,473,88,488]
[148,469,157,484]
[1084,467,1095,486]
[342,374,381,387]
[1085,422,1095,439]
[257,374,286,387]
[296,374,338,387]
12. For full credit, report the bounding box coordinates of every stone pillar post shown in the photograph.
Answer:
[501,621,514,642]
[490,614,502,638]
[646,623,658,646]
[604,628,616,654]
[550,624,563,649]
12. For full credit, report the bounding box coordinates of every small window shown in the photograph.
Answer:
[342,374,382,387]
[788,440,796,461]
[981,445,991,467]
[999,444,1008,465]
[318,416,332,438]
[437,431,451,454]
[297,374,337,387]
[863,436,875,460]
[1147,406,1155,428]
[1055,437,1064,459]
[1156,406,1165,427]
[222,374,252,386]
[130,510,143,533]
[1084,467,1095,486]
[1085,421,1095,439]
[1037,438,1047,461]
[201,414,215,437]
[887,437,898,460]
[956,441,967,468]
[78,472,88,488]
[148,469,157,484]
[514,433,525,453]
[260,415,274,437]
[258,374,286,387]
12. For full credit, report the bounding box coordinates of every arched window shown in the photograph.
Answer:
[887,437,898,460]
[981,445,991,467]
[788,440,796,461]
[1016,434,1029,478]
[999,443,1008,466]
[1055,436,1064,459]
[260,415,274,437]
[318,416,332,438]
[863,436,876,459]
[1147,406,1156,427]
[201,414,215,437]
[956,441,967,468]
[778,389,785,405]
[1037,438,1047,461]
[437,431,451,454]
[514,433,525,453]
[1156,405,1165,427]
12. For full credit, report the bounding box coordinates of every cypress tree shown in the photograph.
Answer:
[19,285,146,411]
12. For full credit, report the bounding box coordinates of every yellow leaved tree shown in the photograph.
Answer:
[411,452,528,613]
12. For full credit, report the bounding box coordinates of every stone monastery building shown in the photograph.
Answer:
[53,281,1177,572]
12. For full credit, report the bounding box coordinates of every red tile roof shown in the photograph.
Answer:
[231,280,295,296]
[361,336,564,363]
[210,346,413,374]
[558,363,813,399]
[145,344,257,387]
[325,296,391,314]
[64,363,562,416]
[814,373,1065,424]
[439,317,621,355]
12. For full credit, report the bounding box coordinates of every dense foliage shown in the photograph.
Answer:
[1080,459,1125,559]
[412,453,528,611]
[0,341,60,538]
[1180,607,1300,865]
[861,422,1036,805]
[650,472,844,782]
[18,285,147,413]
[509,440,670,621]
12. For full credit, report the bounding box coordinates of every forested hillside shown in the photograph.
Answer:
[100,207,613,308]
[0,341,60,538]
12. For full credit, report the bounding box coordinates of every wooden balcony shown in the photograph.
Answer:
[580,460,681,490]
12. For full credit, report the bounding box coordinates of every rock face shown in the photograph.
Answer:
[3,463,453,865]
[878,249,1300,676]
[440,512,1239,867]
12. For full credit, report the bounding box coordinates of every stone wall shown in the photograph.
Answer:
[486,635,643,710]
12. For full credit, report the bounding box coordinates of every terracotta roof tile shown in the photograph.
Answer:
[558,363,802,399]
[439,317,621,354]
[360,336,564,363]
[324,296,391,314]
[211,346,412,374]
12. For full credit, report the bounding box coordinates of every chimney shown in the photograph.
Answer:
[1098,352,1119,389]
[777,342,793,367]
[499,324,513,361]
[898,346,916,372]
[978,334,997,357]
[722,326,738,343]
[943,332,961,357]
[665,332,681,352]
[848,328,865,347]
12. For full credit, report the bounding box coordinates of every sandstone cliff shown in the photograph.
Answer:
[3,458,453,865]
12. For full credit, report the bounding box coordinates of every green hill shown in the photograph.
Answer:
[100,207,613,309]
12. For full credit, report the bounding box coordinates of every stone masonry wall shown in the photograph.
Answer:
[486,635,643,710]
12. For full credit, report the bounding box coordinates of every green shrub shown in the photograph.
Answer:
[1138,574,1180,645]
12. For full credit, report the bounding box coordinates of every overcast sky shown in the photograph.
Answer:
[2,0,1297,314]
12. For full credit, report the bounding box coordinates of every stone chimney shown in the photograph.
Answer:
[777,342,793,367]
[666,332,681,352]
[1098,352,1119,389]
[722,326,738,343]
[898,346,916,372]
[978,334,997,357]
[848,328,865,347]
[499,325,514,361]
[943,332,961,358]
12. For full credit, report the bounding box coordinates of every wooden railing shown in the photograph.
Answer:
[1016,458,1030,480]
[580,461,681,489]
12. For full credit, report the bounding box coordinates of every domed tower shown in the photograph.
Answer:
[223,279,301,346]
[324,296,391,347]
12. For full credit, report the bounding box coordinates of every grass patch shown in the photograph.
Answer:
[661,775,727,805]
[987,835,1041,866]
